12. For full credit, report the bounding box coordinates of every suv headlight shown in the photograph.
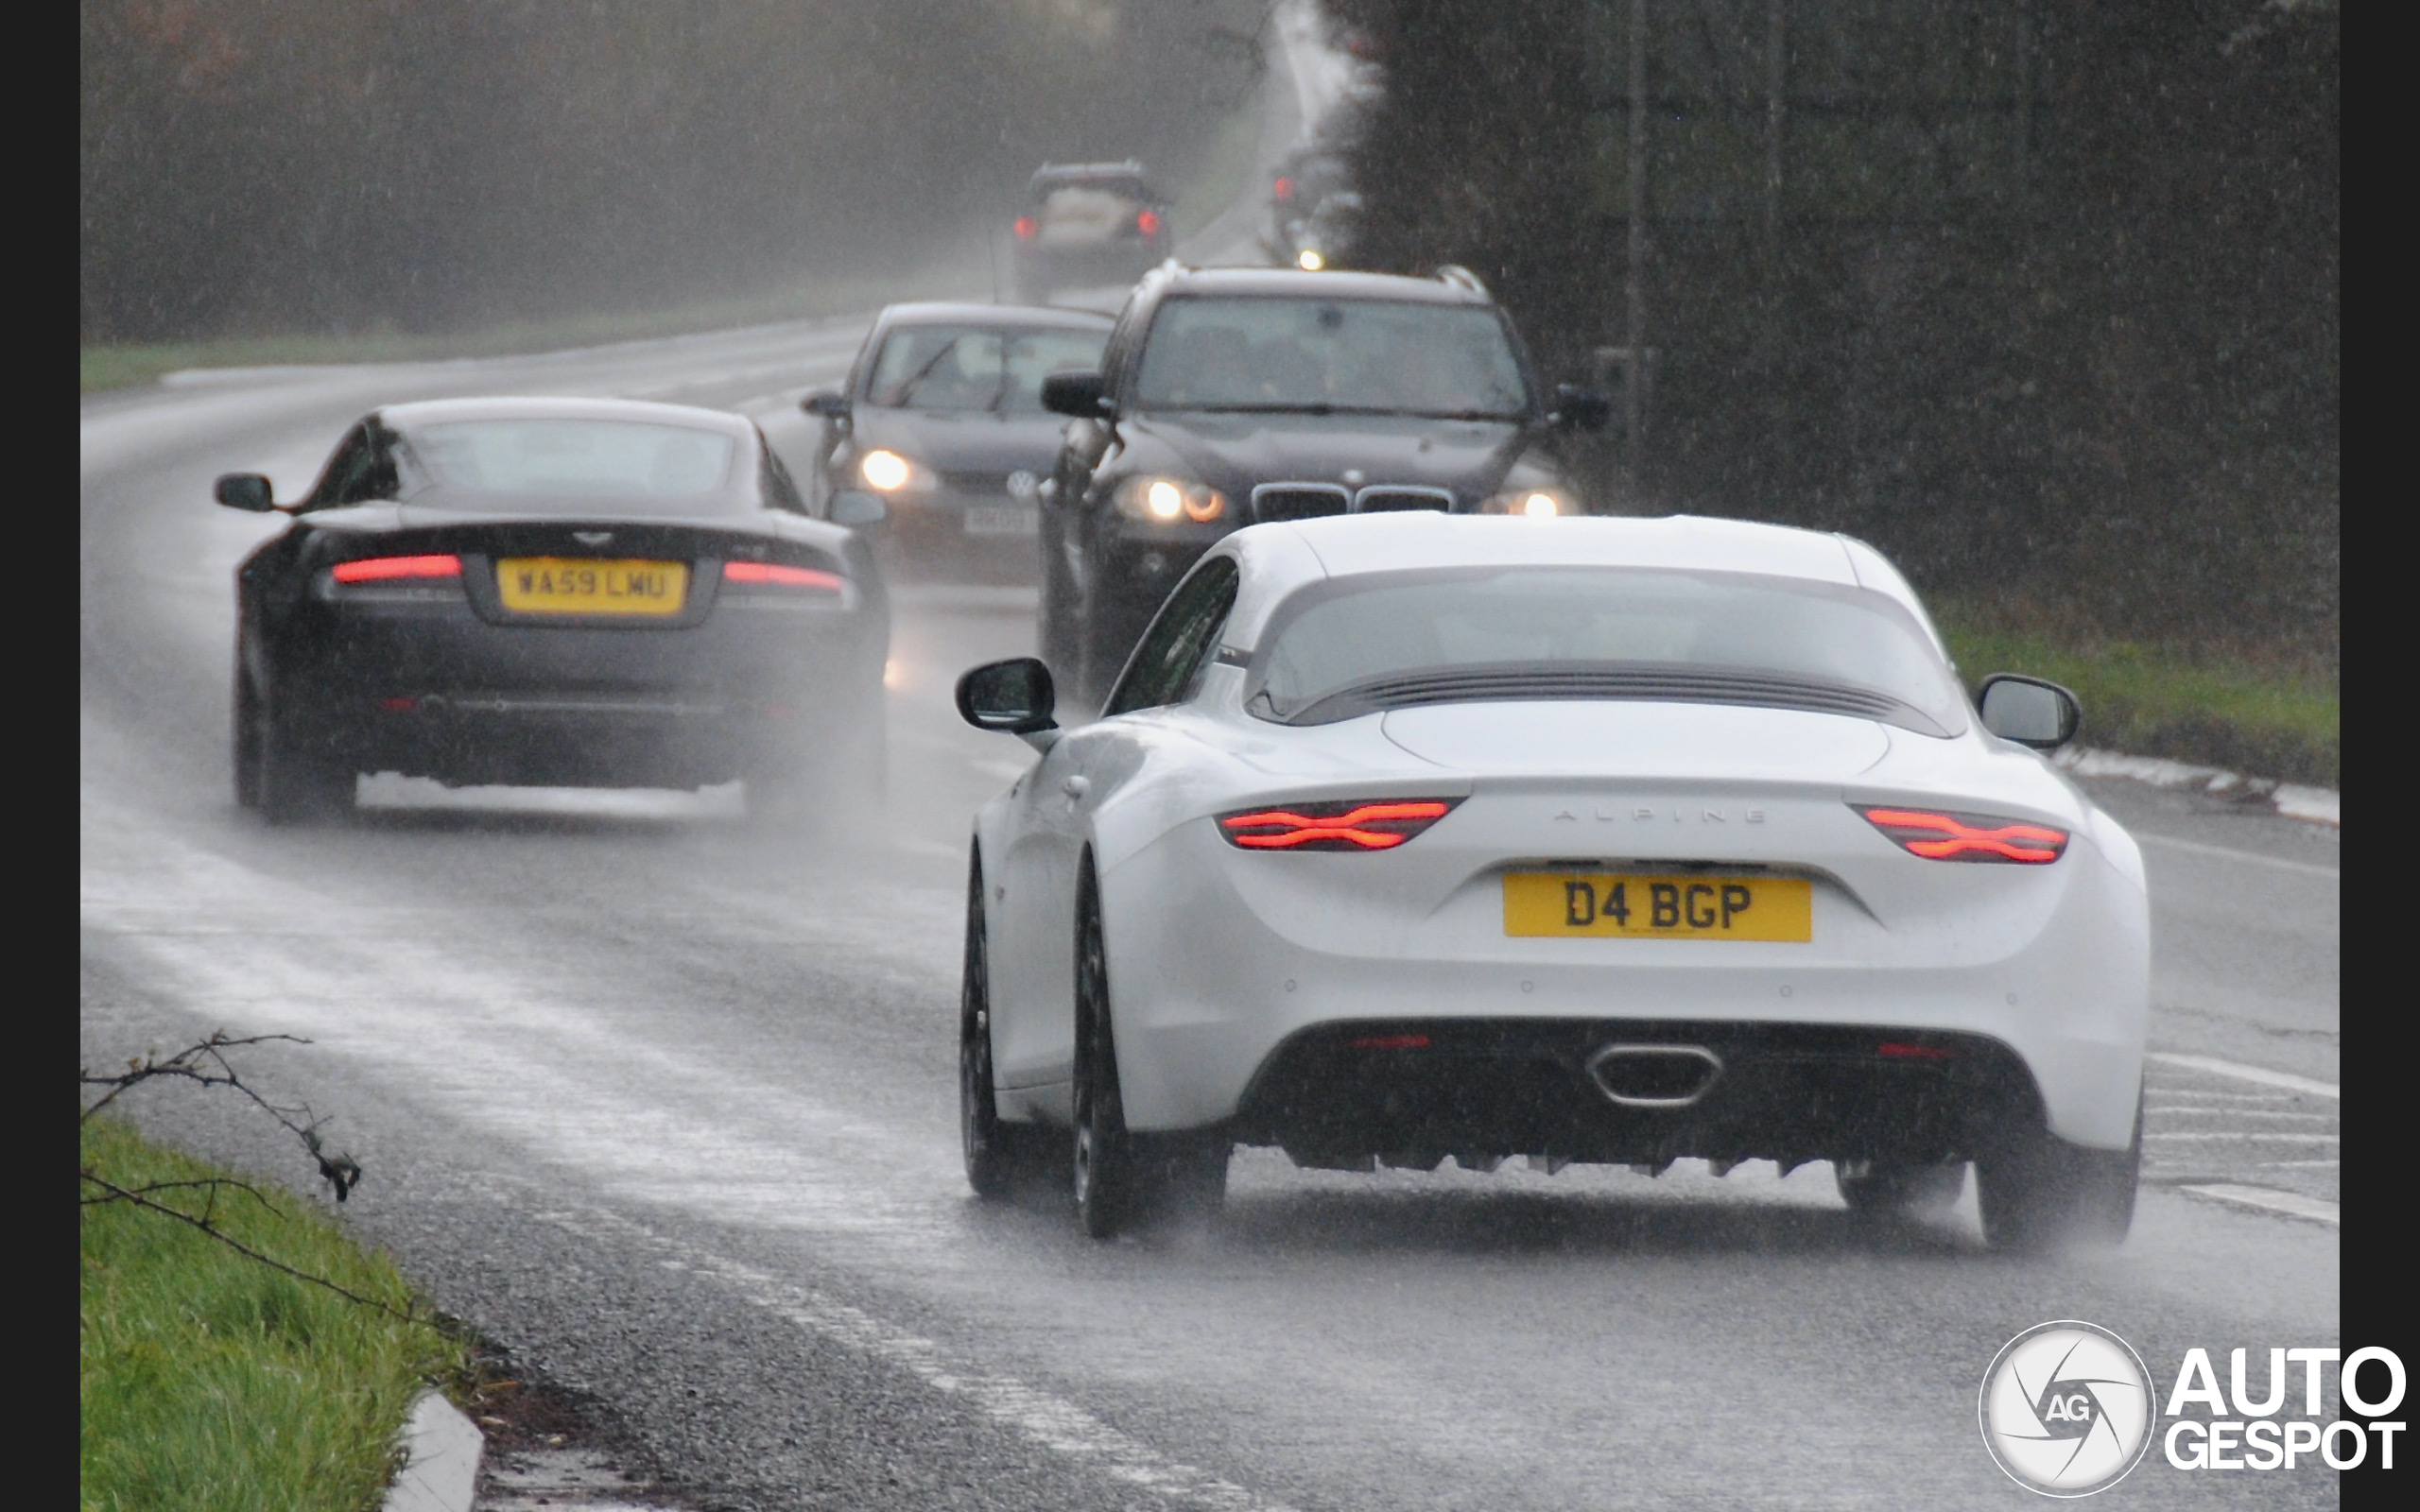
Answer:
[858,449,939,493]
[1114,474,1227,524]
[1482,487,1577,517]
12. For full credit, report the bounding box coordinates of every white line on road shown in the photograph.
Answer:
[2179,1184,2341,1226]
[2135,832,2339,880]
[2144,1053,2340,1099]
[2144,1132,2339,1143]
[528,1207,1299,1512]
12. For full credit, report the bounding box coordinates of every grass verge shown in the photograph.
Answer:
[1935,612,2339,789]
[79,257,994,395]
[80,1117,463,1512]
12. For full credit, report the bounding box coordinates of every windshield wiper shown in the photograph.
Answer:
[1166,402,1522,421]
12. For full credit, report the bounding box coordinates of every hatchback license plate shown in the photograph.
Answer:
[496,558,687,615]
[1503,873,1811,941]
[963,506,1040,536]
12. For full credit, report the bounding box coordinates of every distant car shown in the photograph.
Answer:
[1035,264,1608,701]
[1262,142,1356,269]
[802,303,1113,583]
[953,513,2148,1249]
[218,397,890,822]
[1011,162,1174,302]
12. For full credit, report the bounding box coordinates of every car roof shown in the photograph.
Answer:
[1030,161,1149,181]
[377,396,756,438]
[873,301,1115,332]
[1150,266,1495,307]
[1217,514,1929,652]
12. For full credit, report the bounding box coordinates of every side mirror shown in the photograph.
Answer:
[829,490,888,527]
[1040,370,1109,420]
[214,472,277,512]
[801,390,850,421]
[1551,384,1612,433]
[1976,674,2081,750]
[956,657,1060,751]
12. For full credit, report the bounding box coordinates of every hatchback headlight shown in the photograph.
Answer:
[858,449,939,493]
[1114,474,1227,524]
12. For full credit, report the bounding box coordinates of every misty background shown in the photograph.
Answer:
[82,0,2336,660]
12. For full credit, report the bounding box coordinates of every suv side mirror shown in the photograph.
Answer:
[1976,674,2081,750]
[829,490,888,527]
[1551,384,1612,433]
[957,657,1060,751]
[214,473,278,512]
[1040,370,1109,420]
[801,390,850,421]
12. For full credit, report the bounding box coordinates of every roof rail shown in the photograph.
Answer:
[1434,265,1490,298]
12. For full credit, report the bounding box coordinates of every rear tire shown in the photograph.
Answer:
[1976,1091,2142,1254]
[251,683,353,825]
[963,850,1047,1199]
[1072,858,1147,1238]
[1836,1159,1967,1218]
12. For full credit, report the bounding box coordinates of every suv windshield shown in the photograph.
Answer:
[1251,567,1968,735]
[867,326,1111,413]
[1134,297,1530,419]
[406,420,738,504]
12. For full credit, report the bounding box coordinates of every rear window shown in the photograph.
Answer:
[1250,567,1967,735]
[865,325,1110,413]
[406,421,739,507]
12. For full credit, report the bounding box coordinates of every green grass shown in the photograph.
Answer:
[80,1118,463,1512]
[80,258,994,395]
[1935,614,2339,788]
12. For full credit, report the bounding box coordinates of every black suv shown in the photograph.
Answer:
[1035,265,1608,700]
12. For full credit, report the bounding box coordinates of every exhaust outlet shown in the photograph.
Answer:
[1586,1043,1724,1108]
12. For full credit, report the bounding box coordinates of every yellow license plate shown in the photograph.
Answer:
[1504,873,1811,941]
[496,558,688,616]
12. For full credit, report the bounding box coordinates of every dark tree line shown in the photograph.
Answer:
[1324,0,2337,646]
[81,0,1265,342]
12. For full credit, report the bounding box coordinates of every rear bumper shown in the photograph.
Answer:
[1234,1018,2042,1170]
[262,598,882,785]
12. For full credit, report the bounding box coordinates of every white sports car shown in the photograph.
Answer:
[954,514,2148,1251]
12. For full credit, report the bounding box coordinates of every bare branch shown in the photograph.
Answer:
[80,1030,360,1201]
[78,1169,425,1324]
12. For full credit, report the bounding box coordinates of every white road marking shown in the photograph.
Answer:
[2135,832,2338,880]
[2144,1053,2339,1099]
[2144,1132,2339,1143]
[526,1206,1298,1512]
[2260,1160,2341,1169]
[2179,1184,2341,1226]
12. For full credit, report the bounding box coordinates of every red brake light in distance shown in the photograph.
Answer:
[1348,1034,1430,1051]
[1858,806,2069,864]
[722,560,843,593]
[1877,1041,1958,1061]
[1013,215,1038,240]
[1136,209,1163,237]
[331,554,461,583]
[1218,797,1462,851]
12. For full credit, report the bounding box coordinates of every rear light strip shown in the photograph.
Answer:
[1858,806,2068,864]
[722,560,843,593]
[332,554,461,583]
[1218,797,1462,851]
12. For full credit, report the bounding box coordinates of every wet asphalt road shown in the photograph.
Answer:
[79,328,2344,1510]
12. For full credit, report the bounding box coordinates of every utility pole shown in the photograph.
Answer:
[1765,0,1785,258]
[1624,0,1648,489]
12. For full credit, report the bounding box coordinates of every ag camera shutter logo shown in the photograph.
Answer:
[1980,1321,2155,1496]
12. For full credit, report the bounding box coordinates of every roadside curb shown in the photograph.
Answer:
[383,1389,484,1512]
[2053,746,2340,828]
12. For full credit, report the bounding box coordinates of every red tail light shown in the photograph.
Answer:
[332,554,461,583]
[1013,215,1038,240]
[1273,176,1294,201]
[1218,797,1462,851]
[1135,209,1163,237]
[1877,1041,1958,1061]
[722,560,842,593]
[1858,806,2069,864]
[1349,1034,1430,1051]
